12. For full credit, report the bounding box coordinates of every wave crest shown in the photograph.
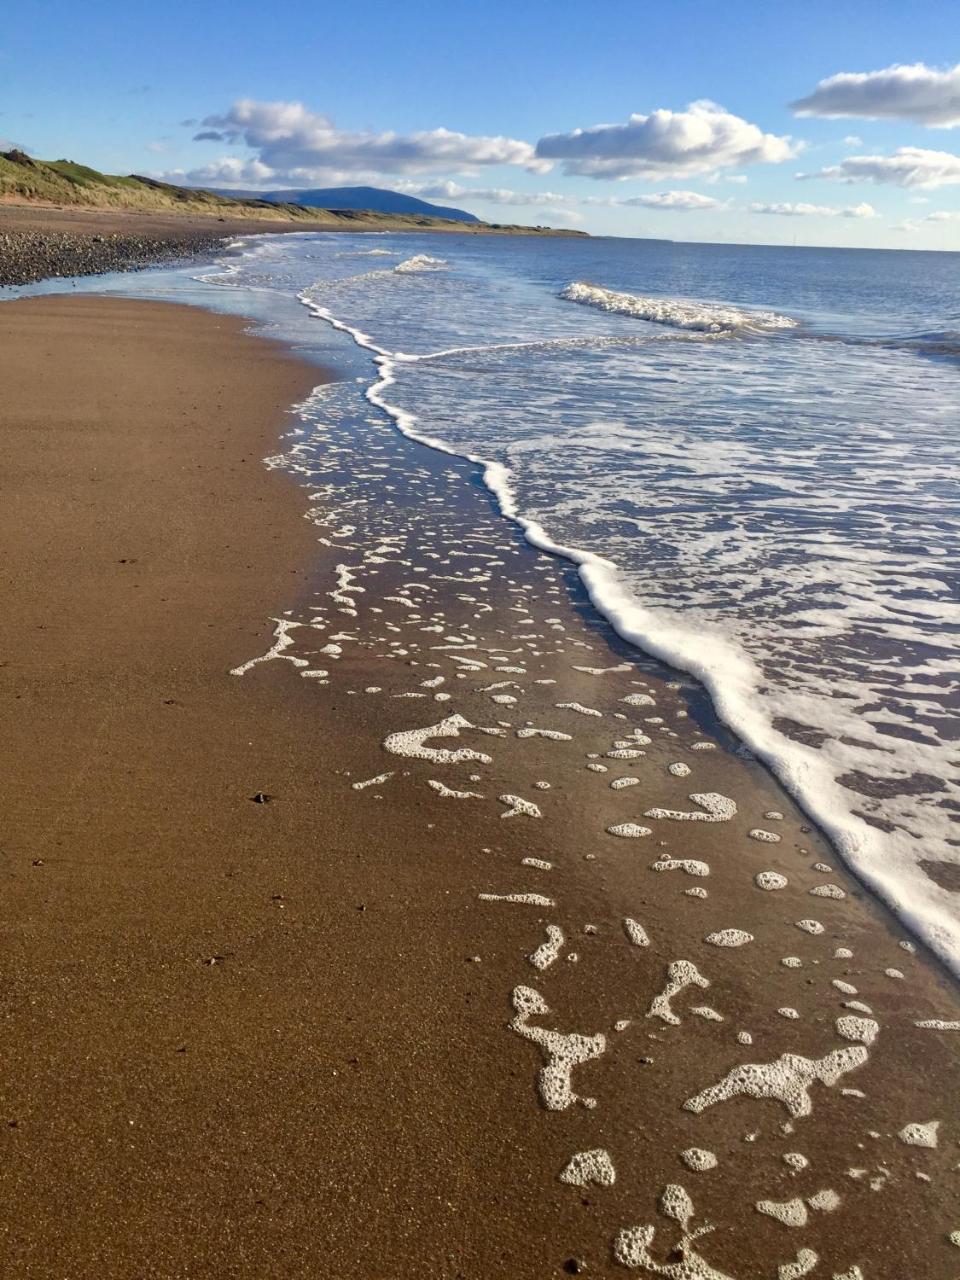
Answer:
[394,255,448,275]
[560,281,796,333]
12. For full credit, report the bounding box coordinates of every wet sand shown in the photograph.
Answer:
[2,294,959,1278]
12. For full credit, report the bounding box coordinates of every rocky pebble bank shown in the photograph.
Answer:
[0,228,225,287]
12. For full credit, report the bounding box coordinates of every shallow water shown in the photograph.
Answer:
[9,229,960,972]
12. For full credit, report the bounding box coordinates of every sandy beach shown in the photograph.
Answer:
[2,294,959,1279]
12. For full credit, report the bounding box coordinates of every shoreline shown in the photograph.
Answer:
[3,292,959,1277]
[0,204,583,287]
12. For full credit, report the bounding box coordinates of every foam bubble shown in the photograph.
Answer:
[383,712,493,764]
[645,792,737,823]
[685,1044,869,1118]
[479,892,554,906]
[749,829,782,843]
[608,823,652,838]
[836,1016,878,1046]
[757,872,788,891]
[558,1148,616,1187]
[653,858,710,878]
[351,772,394,791]
[529,925,565,972]
[499,794,542,819]
[680,1148,718,1172]
[648,959,710,1025]
[509,985,606,1110]
[624,918,650,947]
[705,929,753,948]
[779,1249,819,1279]
[756,1197,808,1227]
[898,1119,939,1148]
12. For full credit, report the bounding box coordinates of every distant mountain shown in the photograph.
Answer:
[0,150,584,237]
[206,185,480,223]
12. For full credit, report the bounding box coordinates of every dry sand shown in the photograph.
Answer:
[2,295,958,1278]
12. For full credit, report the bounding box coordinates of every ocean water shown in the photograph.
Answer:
[11,231,960,970]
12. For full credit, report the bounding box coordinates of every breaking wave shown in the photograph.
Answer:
[560,280,797,333]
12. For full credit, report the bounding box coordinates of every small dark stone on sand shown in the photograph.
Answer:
[563,1260,585,1275]
[250,792,274,804]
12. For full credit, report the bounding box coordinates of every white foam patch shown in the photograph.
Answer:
[624,918,650,947]
[516,727,572,741]
[509,985,606,1111]
[558,1148,616,1187]
[899,1120,939,1148]
[756,1197,808,1228]
[499,794,542,819]
[351,772,394,791]
[621,692,656,707]
[653,858,710,877]
[704,929,754,948]
[778,1249,819,1279]
[530,925,565,972]
[522,857,553,870]
[749,828,782,843]
[611,776,640,790]
[692,1006,724,1022]
[680,1148,718,1172]
[608,823,652,838]
[915,1019,960,1030]
[684,1045,869,1118]
[807,1189,840,1212]
[783,1153,809,1172]
[648,959,710,1025]
[561,280,797,333]
[230,618,308,676]
[614,1187,733,1278]
[810,884,846,900]
[757,872,789,891]
[795,920,825,935]
[836,1016,879,1046]
[668,762,692,777]
[479,892,555,907]
[383,713,493,764]
[428,779,483,798]
[556,701,602,717]
[645,793,737,823]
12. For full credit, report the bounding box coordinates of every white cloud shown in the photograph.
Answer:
[800,146,960,188]
[792,62,960,127]
[924,209,960,222]
[749,200,878,218]
[191,99,548,180]
[534,100,797,179]
[400,179,574,207]
[169,156,277,187]
[623,189,723,210]
[843,135,863,147]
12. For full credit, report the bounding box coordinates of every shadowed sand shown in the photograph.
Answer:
[2,296,959,1279]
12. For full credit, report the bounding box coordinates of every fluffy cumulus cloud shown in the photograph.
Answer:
[800,146,960,188]
[400,179,573,206]
[749,201,878,218]
[191,99,549,181]
[792,62,960,127]
[623,189,722,210]
[535,100,797,179]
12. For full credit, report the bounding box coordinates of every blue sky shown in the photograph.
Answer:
[2,0,959,248]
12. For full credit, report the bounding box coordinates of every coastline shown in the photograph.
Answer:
[0,204,584,287]
[2,292,959,1277]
